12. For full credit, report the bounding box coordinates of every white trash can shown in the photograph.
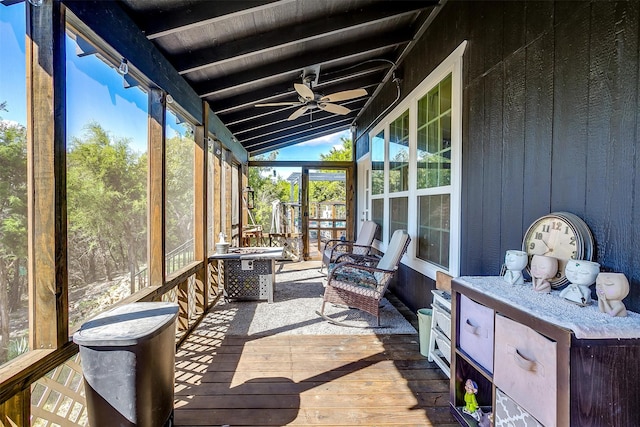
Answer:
[417,308,432,357]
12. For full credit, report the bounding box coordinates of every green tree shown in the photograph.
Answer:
[319,136,352,161]
[67,122,146,286]
[248,151,290,232]
[165,131,195,253]
[310,136,352,203]
[0,118,28,363]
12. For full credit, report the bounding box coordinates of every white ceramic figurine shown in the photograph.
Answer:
[560,260,600,306]
[530,255,558,293]
[596,272,630,317]
[502,250,528,285]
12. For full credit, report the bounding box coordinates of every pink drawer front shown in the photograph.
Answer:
[494,314,557,427]
[458,294,494,373]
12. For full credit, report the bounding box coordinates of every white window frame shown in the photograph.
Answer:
[367,41,466,280]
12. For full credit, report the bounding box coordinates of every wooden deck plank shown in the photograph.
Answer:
[174,261,453,427]
[175,333,454,426]
[175,406,455,426]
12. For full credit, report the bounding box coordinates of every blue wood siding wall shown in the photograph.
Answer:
[357,1,640,313]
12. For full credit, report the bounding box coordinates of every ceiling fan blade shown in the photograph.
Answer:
[320,88,367,103]
[318,102,351,115]
[288,105,309,121]
[294,83,315,101]
[255,102,301,107]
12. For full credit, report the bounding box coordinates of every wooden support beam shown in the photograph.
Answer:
[26,0,68,352]
[301,167,310,261]
[213,140,223,245]
[194,104,208,313]
[346,163,356,241]
[223,150,233,241]
[0,388,29,426]
[176,2,430,75]
[195,31,412,97]
[148,88,166,289]
[240,164,248,247]
[144,0,287,40]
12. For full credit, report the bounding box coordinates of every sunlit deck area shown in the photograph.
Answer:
[173,261,455,426]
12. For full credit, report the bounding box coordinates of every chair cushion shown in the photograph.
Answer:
[331,266,378,289]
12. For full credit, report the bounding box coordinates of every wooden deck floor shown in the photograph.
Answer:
[173,263,455,426]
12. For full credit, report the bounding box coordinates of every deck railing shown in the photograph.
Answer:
[1,259,222,426]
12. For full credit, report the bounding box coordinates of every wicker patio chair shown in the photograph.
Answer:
[317,229,411,327]
[320,220,378,273]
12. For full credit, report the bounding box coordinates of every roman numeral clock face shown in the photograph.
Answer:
[522,212,595,288]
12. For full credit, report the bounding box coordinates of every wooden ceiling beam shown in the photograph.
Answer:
[139,0,290,39]
[218,76,378,126]
[195,31,412,98]
[248,123,352,156]
[230,98,366,137]
[236,109,360,143]
[210,63,389,115]
[176,2,432,75]
[243,117,353,150]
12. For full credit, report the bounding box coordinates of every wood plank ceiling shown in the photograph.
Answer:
[118,0,439,156]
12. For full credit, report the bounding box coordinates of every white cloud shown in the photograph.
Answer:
[296,129,349,147]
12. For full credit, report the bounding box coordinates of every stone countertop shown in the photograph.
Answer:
[456,276,640,340]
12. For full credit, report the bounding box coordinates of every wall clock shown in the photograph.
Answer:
[522,212,595,288]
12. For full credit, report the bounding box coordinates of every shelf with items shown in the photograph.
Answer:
[450,276,640,427]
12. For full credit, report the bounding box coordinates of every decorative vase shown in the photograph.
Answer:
[596,272,630,317]
[560,260,600,306]
[530,255,558,293]
[503,250,528,285]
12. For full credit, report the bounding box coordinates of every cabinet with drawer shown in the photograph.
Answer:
[428,290,452,377]
[450,276,640,427]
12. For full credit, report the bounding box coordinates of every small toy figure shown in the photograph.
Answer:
[596,272,630,317]
[462,379,482,421]
[530,255,558,293]
[503,250,528,285]
[560,260,600,306]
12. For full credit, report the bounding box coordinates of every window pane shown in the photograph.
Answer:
[371,198,384,242]
[389,110,409,193]
[0,1,29,366]
[417,73,452,190]
[65,27,148,332]
[417,194,450,268]
[371,131,385,195]
[389,197,408,237]
[165,109,195,274]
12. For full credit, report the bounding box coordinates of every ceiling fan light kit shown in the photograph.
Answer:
[255,72,368,121]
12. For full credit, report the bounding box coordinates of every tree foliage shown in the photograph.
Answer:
[165,131,195,253]
[310,136,351,204]
[247,151,290,232]
[0,118,27,362]
[67,122,147,285]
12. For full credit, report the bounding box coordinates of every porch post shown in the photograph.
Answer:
[26,0,68,352]
[194,103,209,312]
[148,88,167,289]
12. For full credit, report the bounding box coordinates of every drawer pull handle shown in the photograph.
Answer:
[513,349,536,372]
[463,319,479,335]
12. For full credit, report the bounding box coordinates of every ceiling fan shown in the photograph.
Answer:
[255,74,367,121]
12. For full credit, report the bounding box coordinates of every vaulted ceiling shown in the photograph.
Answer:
[118,0,440,156]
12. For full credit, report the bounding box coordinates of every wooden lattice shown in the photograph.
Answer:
[31,354,87,427]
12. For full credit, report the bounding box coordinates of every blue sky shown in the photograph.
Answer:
[1,2,347,160]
